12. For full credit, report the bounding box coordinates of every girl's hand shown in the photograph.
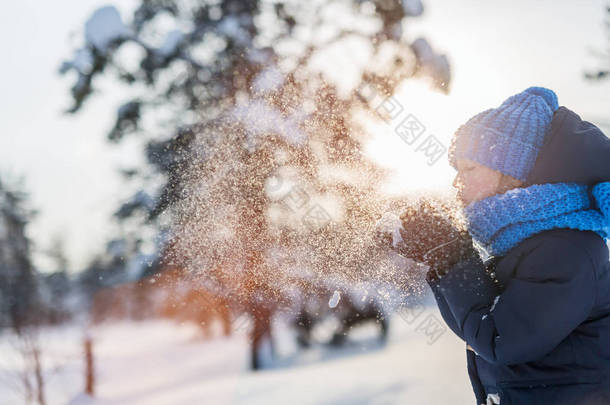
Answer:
[397,199,477,277]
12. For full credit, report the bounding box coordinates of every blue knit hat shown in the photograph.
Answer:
[448,87,559,182]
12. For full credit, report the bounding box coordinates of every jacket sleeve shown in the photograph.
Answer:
[427,275,467,341]
[427,235,597,366]
[466,348,487,405]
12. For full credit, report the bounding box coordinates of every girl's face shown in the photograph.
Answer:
[453,159,504,206]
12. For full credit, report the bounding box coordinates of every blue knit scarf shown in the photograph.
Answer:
[463,182,610,259]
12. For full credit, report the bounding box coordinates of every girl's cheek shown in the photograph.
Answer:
[465,174,493,200]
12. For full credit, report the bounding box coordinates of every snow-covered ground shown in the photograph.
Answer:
[0,296,473,405]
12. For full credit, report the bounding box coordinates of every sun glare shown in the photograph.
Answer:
[363,80,462,197]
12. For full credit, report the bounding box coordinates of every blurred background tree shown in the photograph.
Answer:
[0,176,47,405]
[585,5,610,81]
[0,176,38,331]
[61,0,451,368]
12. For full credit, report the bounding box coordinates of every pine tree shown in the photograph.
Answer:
[0,176,38,330]
[61,0,450,367]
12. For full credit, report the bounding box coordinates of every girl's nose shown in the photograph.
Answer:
[452,174,460,189]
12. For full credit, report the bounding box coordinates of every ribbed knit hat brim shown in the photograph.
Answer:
[448,87,559,181]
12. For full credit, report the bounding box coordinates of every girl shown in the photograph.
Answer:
[395,87,610,404]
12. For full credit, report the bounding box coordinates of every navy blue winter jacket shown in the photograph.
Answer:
[428,107,610,404]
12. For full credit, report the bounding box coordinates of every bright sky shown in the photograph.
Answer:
[1,0,609,272]
[366,0,610,195]
[0,0,139,272]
